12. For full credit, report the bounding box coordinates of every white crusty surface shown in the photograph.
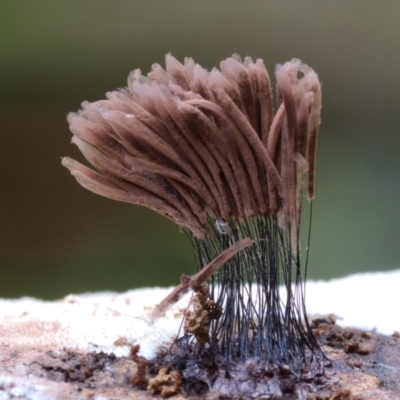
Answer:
[1,270,400,356]
[306,269,400,334]
[0,270,400,358]
[0,270,399,399]
[0,287,193,360]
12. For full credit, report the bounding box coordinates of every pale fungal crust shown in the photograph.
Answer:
[0,289,192,359]
[0,273,400,399]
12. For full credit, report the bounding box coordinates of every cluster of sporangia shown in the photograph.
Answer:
[63,54,322,374]
[63,54,320,242]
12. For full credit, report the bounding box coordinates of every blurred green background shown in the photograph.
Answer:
[1,1,399,299]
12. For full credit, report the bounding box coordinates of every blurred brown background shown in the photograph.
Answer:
[1,1,399,299]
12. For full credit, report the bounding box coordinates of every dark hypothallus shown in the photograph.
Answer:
[63,54,325,375]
